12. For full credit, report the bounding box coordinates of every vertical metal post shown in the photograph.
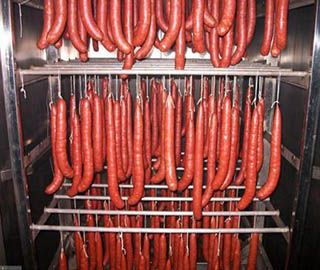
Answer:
[0,1,36,268]
[287,1,320,268]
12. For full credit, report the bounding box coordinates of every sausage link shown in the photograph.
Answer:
[93,95,104,172]
[115,234,122,270]
[246,0,256,45]
[142,234,150,270]
[164,94,178,191]
[256,98,265,173]
[151,81,158,155]
[158,234,167,270]
[174,93,183,165]
[210,96,232,190]
[45,105,64,194]
[74,231,83,268]
[257,104,281,200]
[134,216,142,269]
[231,0,247,65]
[144,97,152,184]
[202,206,210,261]
[59,248,68,270]
[110,0,132,53]
[86,215,96,270]
[238,107,259,210]
[189,220,197,270]
[78,99,94,192]
[138,255,146,270]
[209,0,220,67]
[155,0,168,31]
[47,0,67,44]
[193,101,205,220]
[128,99,145,205]
[223,218,232,270]
[158,0,182,52]
[192,0,206,53]
[217,0,236,36]
[106,96,125,209]
[80,243,89,270]
[95,232,103,270]
[79,0,103,40]
[37,0,54,49]
[220,26,234,67]
[232,237,241,270]
[126,88,133,178]
[133,0,151,46]
[260,0,274,55]
[122,0,135,72]
[247,233,259,270]
[108,218,117,270]
[276,0,289,49]
[175,0,186,69]
[102,213,110,267]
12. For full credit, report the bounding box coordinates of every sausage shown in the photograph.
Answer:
[232,237,241,270]
[165,0,171,24]
[133,0,139,27]
[114,100,126,181]
[209,0,220,67]
[177,94,195,191]
[201,108,217,207]
[128,99,145,205]
[192,0,206,53]
[55,98,73,178]
[235,87,252,185]
[45,105,64,194]
[210,96,232,190]
[115,234,122,270]
[175,93,183,165]
[238,107,259,210]
[275,0,289,49]
[93,95,104,172]
[256,98,265,173]
[217,0,236,36]
[271,0,281,57]
[202,206,210,261]
[151,81,158,155]
[120,93,129,176]
[70,94,76,164]
[123,0,135,71]
[97,0,116,51]
[77,3,89,62]
[158,0,182,52]
[123,215,133,270]
[175,0,186,69]
[110,0,132,54]
[95,232,104,270]
[246,0,256,45]
[135,0,156,60]
[164,94,178,191]
[86,215,96,270]
[67,112,82,197]
[78,99,94,192]
[144,97,152,184]
[220,26,234,67]
[37,0,54,49]
[177,236,184,270]
[126,88,133,178]
[46,0,67,44]
[102,213,110,267]
[193,101,205,220]
[106,96,125,209]
[185,5,217,30]
[107,1,115,44]
[133,0,151,46]
[79,0,103,40]
[67,0,87,53]
[220,100,240,190]
[134,216,142,269]
[158,234,167,270]
[121,252,127,270]
[142,234,150,270]
[138,255,146,270]
[223,218,232,270]
[155,0,168,31]
[152,218,160,268]
[189,220,197,270]
[247,233,259,270]
[108,218,117,270]
[183,250,190,270]
[231,0,247,65]
[260,0,274,56]
[166,259,172,270]
[74,231,83,268]
[58,248,68,270]
[257,104,281,200]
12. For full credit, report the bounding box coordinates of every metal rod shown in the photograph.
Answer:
[54,194,269,202]
[30,224,289,234]
[44,208,280,216]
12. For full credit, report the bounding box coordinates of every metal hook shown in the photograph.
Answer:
[58,74,62,98]
[271,74,281,108]
[84,74,88,97]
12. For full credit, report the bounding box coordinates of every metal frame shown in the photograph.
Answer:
[0,0,36,268]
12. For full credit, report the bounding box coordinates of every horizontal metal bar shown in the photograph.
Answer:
[45,208,279,216]
[30,224,289,234]
[62,183,260,190]
[55,194,268,202]
[13,0,43,10]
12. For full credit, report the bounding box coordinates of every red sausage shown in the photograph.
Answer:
[175,0,186,69]
[151,81,158,155]
[37,0,54,49]
[217,0,236,36]
[155,0,168,31]
[126,88,133,178]
[231,0,247,65]
[142,234,150,270]
[260,0,275,56]
[123,0,135,71]
[138,255,146,270]
[86,215,96,270]
[106,96,125,209]
[133,0,151,46]
[223,218,232,270]
[144,97,152,184]
[175,93,183,165]
[45,105,64,194]
[115,234,122,270]
[128,99,145,205]
[59,248,68,270]
[257,104,281,200]
[158,0,182,52]
[93,95,104,172]
[158,234,167,270]
[211,96,232,190]
[79,0,103,40]
[114,100,126,181]
[123,216,133,270]
[246,0,256,45]
[55,98,73,178]
[74,231,83,268]
[256,98,265,173]
[78,99,94,192]
[164,94,178,191]
[192,0,206,53]
[238,107,259,210]
[120,94,129,176]
[220,100,240,190]
[108,218,117,270]
[189,220,197,270]
[110,0,132,54]
[77,2,89,62]
[47,0,67,44]
[220,26,234,67]
[209,0,220,67]
[102,214,110,267]
[177,94,195,191]
[232,237,241,270]
[95,232,104,270]
[97,0,116,51]
[166,259,172,270]
[247,233,259,270]
[67,112,82,197]
[275,0,289,49]
[193,101,205,220]
[68,0,87,53]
